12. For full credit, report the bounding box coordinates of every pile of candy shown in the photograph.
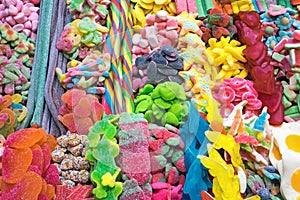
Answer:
[3,0,300,200]
[52,132,90,188]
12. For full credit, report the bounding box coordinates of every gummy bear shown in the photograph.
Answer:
[1,171,43,200]
[3,128,43,149]
[2,147,33,184]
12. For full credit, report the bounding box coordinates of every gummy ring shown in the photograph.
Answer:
[68,32,81,46]
[230,77,247,90]
[246,99,262,110]
[242,92,257,101]
[218,86,235,103]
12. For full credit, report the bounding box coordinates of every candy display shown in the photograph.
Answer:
[2,0,300,200]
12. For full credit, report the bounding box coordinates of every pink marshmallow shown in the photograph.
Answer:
[31,19,38,32]
[4,0,18,7]
[30,32,36,40]
[13,23,24,32]
[146,14,155,26]
[28,12,38,21]
[22,28,31,36]
[165,30,178,40]
[2,10,9,18]
[15,0,24,12]
[24,20,32,29]
[22,5,32,16]
[8,5,18,16]
[166,18,178,31]
[0,5,5,11]
[5,16,16,26]
[155,22,167,29]
[14,12,25,24]
[29,6,39,13]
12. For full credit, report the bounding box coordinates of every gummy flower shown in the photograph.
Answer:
[265,36,278,51]
[274,13,293,30]
[0,24,18,41]
[268,4,286,16]
[262,22,279,37]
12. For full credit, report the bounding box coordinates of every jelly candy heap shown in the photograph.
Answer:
[1,128,59,200]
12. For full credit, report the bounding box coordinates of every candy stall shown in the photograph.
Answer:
[1,0,300,199]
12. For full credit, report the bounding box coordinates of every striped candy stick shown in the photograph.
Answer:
[103,0,123,114]
[120,0,134,113]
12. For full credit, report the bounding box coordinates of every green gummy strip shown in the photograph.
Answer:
[284,105,299,115]
[196,0,206,18]
[272,52,285,62]
[22,0,54,128]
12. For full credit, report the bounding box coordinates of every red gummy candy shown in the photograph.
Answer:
[238,11,260,28]
[90,101,104,122]
[66,185,93,200]
[28,165,42,176]
[167,167,180,185]
[43,164,59,187]
[2,147,33,184]
[31,145,44,173]
[41,144,51,174]
[73,97,92,118]
[58,113,76,132]
[4,128,43,149]
[121,151,151,185]
[243,41,265,61]
[174,156,186,173]
[1,171,43,200]
[38,194,49,200]
[151,128,165,139]
[61,89,86,108]
[55,185,67,200]
[149,139,164,153]
[251,65,275,94]
[151,173,165,184]
[59,104,72,115]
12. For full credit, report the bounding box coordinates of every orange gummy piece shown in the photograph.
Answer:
[4,128,43,149]
[61,89,86,108]
[46,184,55,199]
[0,95,12,110]
[37,129,48,146]
[45,134,57,152]
[40,180,55,199]
[1,171,42,200]
[2,147,33,184]
[58,113,76,133]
